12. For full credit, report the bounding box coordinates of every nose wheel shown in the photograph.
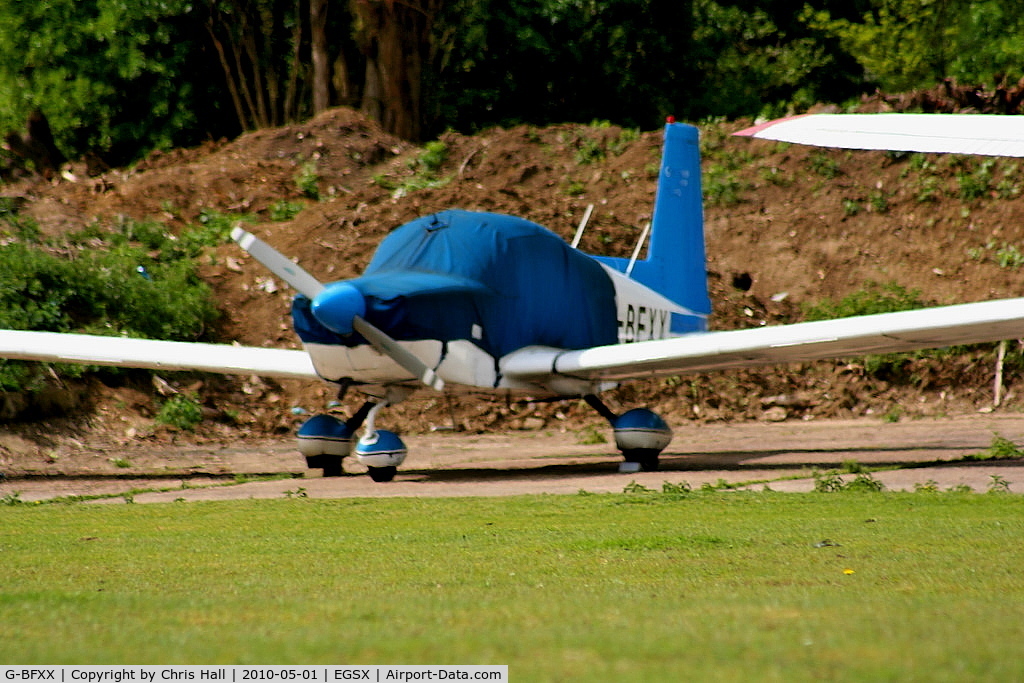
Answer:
[354,401,407,482]
[296,398,409,481]
[367,466,398,483]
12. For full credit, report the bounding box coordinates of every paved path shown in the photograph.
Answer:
[3,415,1024,503]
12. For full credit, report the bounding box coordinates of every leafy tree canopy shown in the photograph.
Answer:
[0,0,225,165]
[0,0,1020,164]
[807,0,1024,92]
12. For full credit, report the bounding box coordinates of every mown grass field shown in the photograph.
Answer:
[2,492,1024,680]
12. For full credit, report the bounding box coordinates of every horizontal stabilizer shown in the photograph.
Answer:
[0,330,318,379]
[502,298,1024,382]
[735,114,1024,157]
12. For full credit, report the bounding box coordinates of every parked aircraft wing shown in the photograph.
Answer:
[502,298,1024,382]
[734,113,1024,157]
[0,330,318,380]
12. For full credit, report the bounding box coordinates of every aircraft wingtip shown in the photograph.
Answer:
[733,114,813,138]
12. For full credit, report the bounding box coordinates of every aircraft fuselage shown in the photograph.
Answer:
[292,209,696,395]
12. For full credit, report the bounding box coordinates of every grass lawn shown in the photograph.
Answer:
[2,491,1023,680]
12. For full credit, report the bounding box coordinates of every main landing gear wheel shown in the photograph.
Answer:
[367,466,398,483]
[584,395,673,474]
[621,449,661,473]
[306,454,344,477]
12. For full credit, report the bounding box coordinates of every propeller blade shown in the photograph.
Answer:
[231,227,324,299]
[352,315,445,391]
[232,227,442,391]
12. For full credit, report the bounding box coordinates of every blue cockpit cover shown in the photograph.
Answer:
[293,209,618,357]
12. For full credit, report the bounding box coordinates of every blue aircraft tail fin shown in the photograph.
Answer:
[591,121,710,334]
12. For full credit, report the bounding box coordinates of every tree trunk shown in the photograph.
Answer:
[310,0,330,114]
[352,0,441,140]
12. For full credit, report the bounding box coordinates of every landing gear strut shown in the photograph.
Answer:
[296,394,409,481]
[584,395,673,473]
[353,401,407,483]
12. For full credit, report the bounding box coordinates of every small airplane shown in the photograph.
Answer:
[3,113,1024,482]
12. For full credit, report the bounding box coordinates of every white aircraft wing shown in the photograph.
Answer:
[0,330,318,380]
[734,113,1024,157]
[502,298,1024,383]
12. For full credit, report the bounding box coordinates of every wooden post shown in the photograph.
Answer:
[994,340,1007,407]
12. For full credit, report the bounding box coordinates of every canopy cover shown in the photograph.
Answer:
[293,210,619,357]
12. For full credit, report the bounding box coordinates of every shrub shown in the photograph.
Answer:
[156,394,204,431]
[0,217,221,394]
[802,281,925,321]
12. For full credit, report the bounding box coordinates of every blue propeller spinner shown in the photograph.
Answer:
[310,282,366,336]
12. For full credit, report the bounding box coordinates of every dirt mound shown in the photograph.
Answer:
[3,107,1024,462]
[859,78,1024,115]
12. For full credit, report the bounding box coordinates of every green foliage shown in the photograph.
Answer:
[1,491,24,505]
[882,405,903,423]
[269,200,304,222]
[0,198,41,242]
[193,210,250,247]
[156,393,203,431]
[430,0,861,130]
[415,140,448,173]
[957,158,996,200]
[566,124,640,165]
[1,0,1019,167]
[623,480,655,494]
[996,162,1021,198]
[0,217,220,391]
[0,0,216,164]
[868,190,890,213]
[808,151,841,179]
[803,281,926,321]
[996,244,1024,269]
[688,0,837,119]
[562,179,586,197]
[431,0,698,132]
[813,469,885,492]
[574,136,607,165]
[704,165,746,205]
[374,141,452,196]
[806,0,1024,92]
[758,165,791,187]
[916,176,942,203]
[963,434,1024,461]
[988,474,1011,493]
[294,160,321,200]
[575,425,607,445]
[701,139,752,205]
[661,480,692,496]
[967,240,1024,268]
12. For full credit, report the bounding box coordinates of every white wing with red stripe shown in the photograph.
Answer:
[735,113,1024,157]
